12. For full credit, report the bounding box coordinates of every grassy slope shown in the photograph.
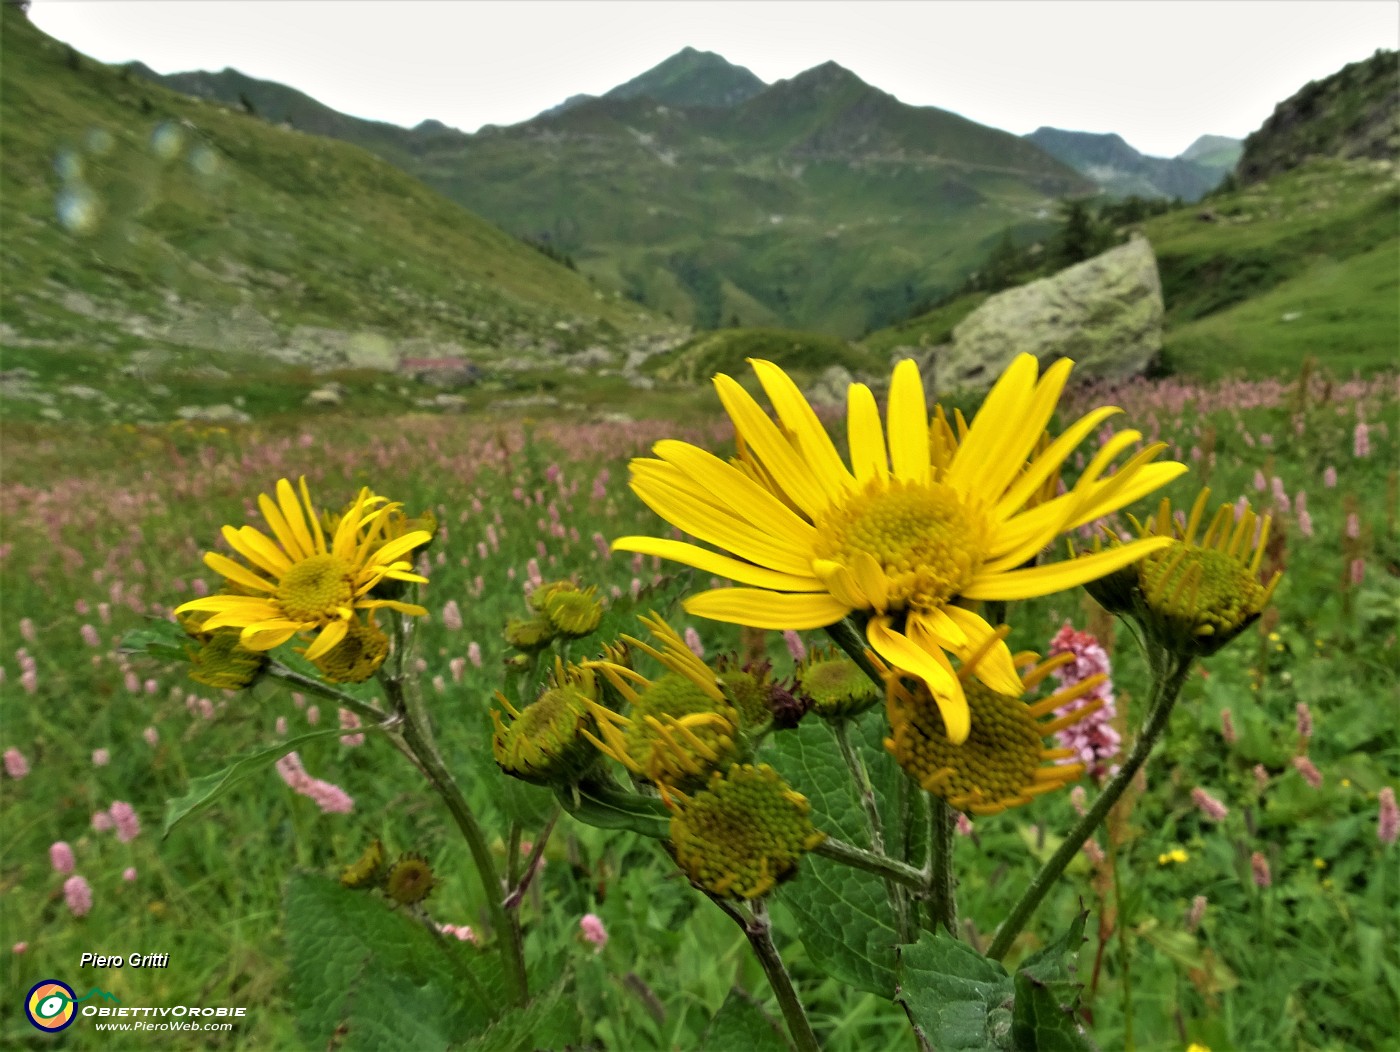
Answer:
[0,9,661,421]
[859,157,1399,378]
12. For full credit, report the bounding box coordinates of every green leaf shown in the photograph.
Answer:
[1011,911,1091,1052]
[468,979,582,1052]
[770,715,901,996]
[286,873,500,1051]
[163,727,363,837]
[703,987,792,1052]
[120,619,192,663]
[897,931,1014,1051]
[557,782,672,840]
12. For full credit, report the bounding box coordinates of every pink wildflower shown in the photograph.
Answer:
[91,810,114,833]
[1292,756,1323,789]
[954,813,974,836]
[20,617,35,642]
[92,748,110,767]
[1220,708,1237,745]
[782,630,807,663]
[123,867,138,882]
[1378,787,1398,845]
[683,627,705,659]
[1354,421,1370,458]
[1186,895,1208,933]
[64,874,94,917]
[1323,465,1337,488]
[1253,764,1270,789]
[19,669,37,694]
[1191,787,1229,822]
[450,656,466,683]
[50,841,75,874]
[468,642,483,668]
[3,747,29,779]
[1082,839,1105,865]
[275,716,288,736]
[143,727,158,746]
[12,942,27,954]
[1047,623,1120,780]
[579,913,608,950]
[339,709,364,747]
[1251,851,1272,888]
[109,801,141,843]
[306,705,320,725]
[439,923,479,944]
[1069,785,1088,816]
[275,752,354,814]
[432,674,446,694]
[80,623,101,647]
[1350,558,1366,585]
[442,600,463,632]
[1295,703,1313,742]
[1345,512,1361,540]
[1297,509,1314,538]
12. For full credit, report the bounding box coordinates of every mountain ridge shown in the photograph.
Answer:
[1024,126,1229,200]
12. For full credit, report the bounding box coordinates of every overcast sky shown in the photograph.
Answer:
[27,1,1399,158]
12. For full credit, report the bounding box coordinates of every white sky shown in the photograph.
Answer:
[27,1,1400,158]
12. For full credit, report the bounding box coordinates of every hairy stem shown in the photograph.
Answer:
[265,663,386,726]
[832,719,910,940]
[815,836,925,889]
[925,795,957,936]
[987,650,1193,961]
[715,897,821,1052]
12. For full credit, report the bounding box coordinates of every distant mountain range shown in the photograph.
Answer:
[1023,127,1238,201]
[131,51,1098,335]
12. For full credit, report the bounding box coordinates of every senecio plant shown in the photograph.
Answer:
[140,354,1280,1050]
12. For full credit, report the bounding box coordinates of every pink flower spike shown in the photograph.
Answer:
[1295,703,1313,741]
[109,801,141,843]
[3,747,29,779]
[468,642,483,668]
[338,709,364,747]
[683,627,705,659]
[1292,756,1323,789]
[1190,787,1229,822]
[782,630,807,663]
[123,867,138,882]
[1220,708,1237,745]
[1323,465,1337,488]
[143,727,159,747]
[64,875,93,917]
[1378,787,1398,846]
[442,600,463,632]
[50,841,76,874]
[1186,895,1208,934]
[12,942,27,954]
[1251,851,1272,888]
[92,748,110,767]
[579,913,608,950]
[91,810,114,833]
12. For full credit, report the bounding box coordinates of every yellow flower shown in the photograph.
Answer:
[1158,848,1189,865]
[175,478,430,660]
[613,355,1183,743]
[884,637,1107,814]
[582,615,740,791]
[1186,1043,1211,1052]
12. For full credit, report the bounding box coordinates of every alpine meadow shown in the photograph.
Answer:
[2,6,1397,1052]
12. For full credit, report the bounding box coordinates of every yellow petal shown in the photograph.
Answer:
[258,491,306,561]
[947,353,1038,492]
[303,618,348,661]
[1066,460,1189,530]
[995,405,1121,518]
[224,525,291,576]
[713,373,831,519]
[849,551,890,613]
[886,359,929,483]
[652,440,817,549]
[811,558,869,609]
[750,359,856,501]
[612,536,825,592]
[299,477,327,555]
[963,536,1174,600]
[683,588,851,630]
[202,552,278,595]
[374,531,433,567]
[276,479,316,560]
[940,607,1022,696]
[867,616,969,744]
[238,621,303,651]
[847,382,889,484]
[630,473,815,577]
[975,357,1074,501]
[359,599,429,617]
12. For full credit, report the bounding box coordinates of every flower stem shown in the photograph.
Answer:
[825,617,883,685]
[264,663,386,726]
[815,836,925,889]
[987,650,1193,961]
[925,795,957,936]
[381,610,529,1005]
[714,897,821,1052]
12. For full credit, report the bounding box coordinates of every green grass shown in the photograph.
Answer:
[644,327,873,383]
[2,366,1396,1049]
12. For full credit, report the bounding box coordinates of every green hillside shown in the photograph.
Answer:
[0,8,666,424]
[1024,127,1224,201]
[138,52,1092,338]
[860,157,1398,378]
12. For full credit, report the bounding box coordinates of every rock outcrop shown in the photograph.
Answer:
[925,236,1163,393]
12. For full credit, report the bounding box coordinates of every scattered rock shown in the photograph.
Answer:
[59,384,106,401]
[305,386,344,407]
[176,404,252,424]
[929,236,1164,393]
[806,364,855,407]
[1281,311,1303,322]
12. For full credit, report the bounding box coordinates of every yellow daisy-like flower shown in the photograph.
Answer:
[582,615,740,791]
[612,355,1185,743]
[884,636,1107,815]
[174,477,431,660]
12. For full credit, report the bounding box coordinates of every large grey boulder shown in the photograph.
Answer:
[928,236,1163,393]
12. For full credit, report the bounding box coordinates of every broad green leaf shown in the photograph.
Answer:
[770,715,901,996]
[286,873,500,1051]
[469,979,583,1052]
[557,782,671,840]
[163,727,365,837]
[703,987,792,1052]
[898,931,1014,1051]
[120,620,192,663]
[1011,911,1090,1052]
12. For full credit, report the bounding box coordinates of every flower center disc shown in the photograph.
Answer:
[815,480,986,609]
[277,553,355,622]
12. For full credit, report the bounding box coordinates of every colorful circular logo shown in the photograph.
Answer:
[26,979,77,1032]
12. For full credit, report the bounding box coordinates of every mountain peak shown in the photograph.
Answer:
[601,48,765,109]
